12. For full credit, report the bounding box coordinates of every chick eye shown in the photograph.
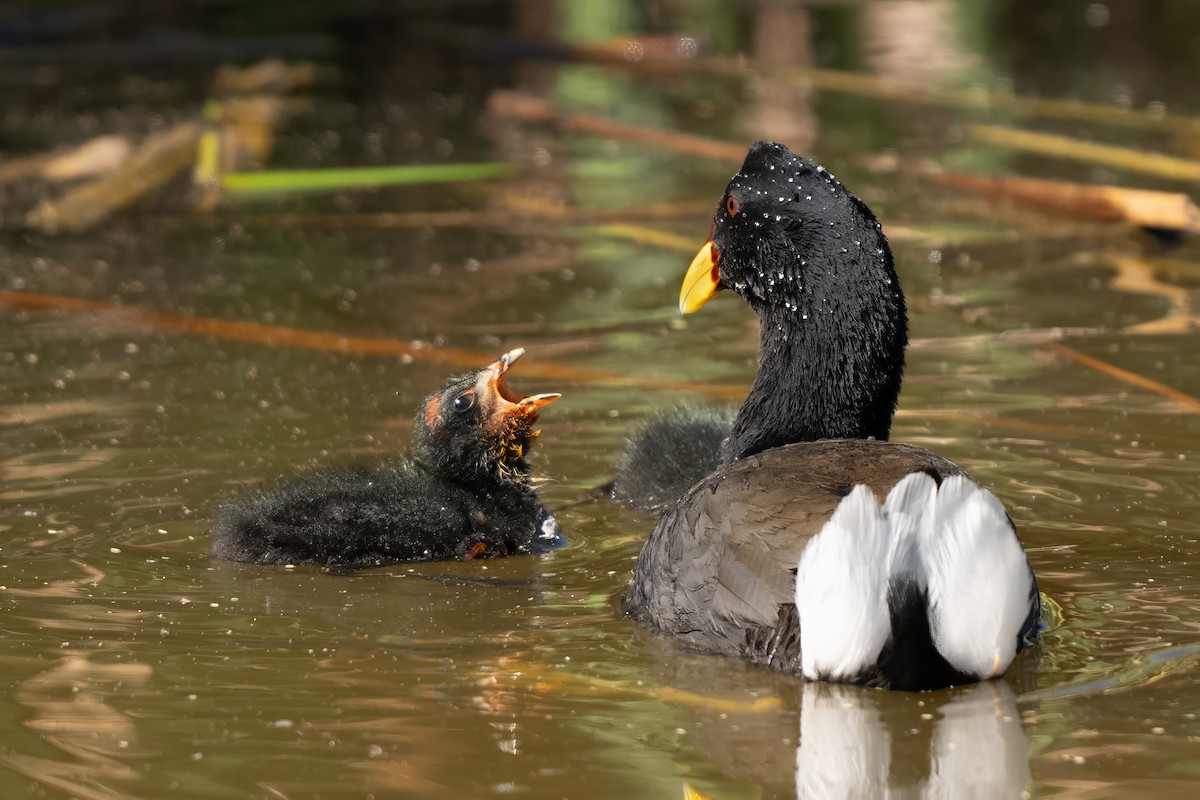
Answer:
[726,196,739,217]
[453,393,475,412]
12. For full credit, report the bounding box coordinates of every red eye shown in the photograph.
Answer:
[726,196,739,216]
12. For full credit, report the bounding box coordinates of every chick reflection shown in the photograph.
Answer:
[795,681,1030,799]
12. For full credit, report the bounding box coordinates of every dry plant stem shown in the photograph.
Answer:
[585,224,698,252]
[490,95,1155,247]
[457,30,1200,134]
[0,135,131,186]
[488,90,746,164]
[1042,341,1200,414]
[0,136,129,186]
[6,288,1194,414]
[929,171,1200,233]
[0,152,52,184]
[969,125,1200,182]
[494,665,783,713]
[742,63,1200,135]
[40,136,132,182]
[594,49,1200,135]
[26,122,201,233]
[0,291,746,401]
[229,198,712,230]
[210,59,317,97]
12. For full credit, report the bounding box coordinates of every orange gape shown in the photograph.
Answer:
[466,541,488,560]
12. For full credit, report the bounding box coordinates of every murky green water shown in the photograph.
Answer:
[1,3,1199,798]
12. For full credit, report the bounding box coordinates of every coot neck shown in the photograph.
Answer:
[720,244,907,464]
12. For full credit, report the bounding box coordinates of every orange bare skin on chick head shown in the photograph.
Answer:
[424,396,443,436]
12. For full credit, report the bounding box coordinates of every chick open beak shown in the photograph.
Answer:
[483,348,561,413]
[679,240,722,314]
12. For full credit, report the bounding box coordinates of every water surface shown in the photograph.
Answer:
[1,3,1199,798]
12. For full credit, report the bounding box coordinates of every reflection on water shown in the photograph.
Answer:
[0,448,123,505]
[0,1,1198,797]
[2,656,152,800]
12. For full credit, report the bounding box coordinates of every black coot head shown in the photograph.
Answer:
[675,141,907,452]
[680,141,891,315]
[414,348,560,482]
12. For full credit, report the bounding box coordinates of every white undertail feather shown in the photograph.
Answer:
[795,485,893,681]
[880,472,939,586]
[919,475,1034,679]
[795,472,1034,684]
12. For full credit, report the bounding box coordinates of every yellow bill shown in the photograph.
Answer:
[679,240,721,314]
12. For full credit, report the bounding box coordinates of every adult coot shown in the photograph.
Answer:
[623,142,1039,690]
